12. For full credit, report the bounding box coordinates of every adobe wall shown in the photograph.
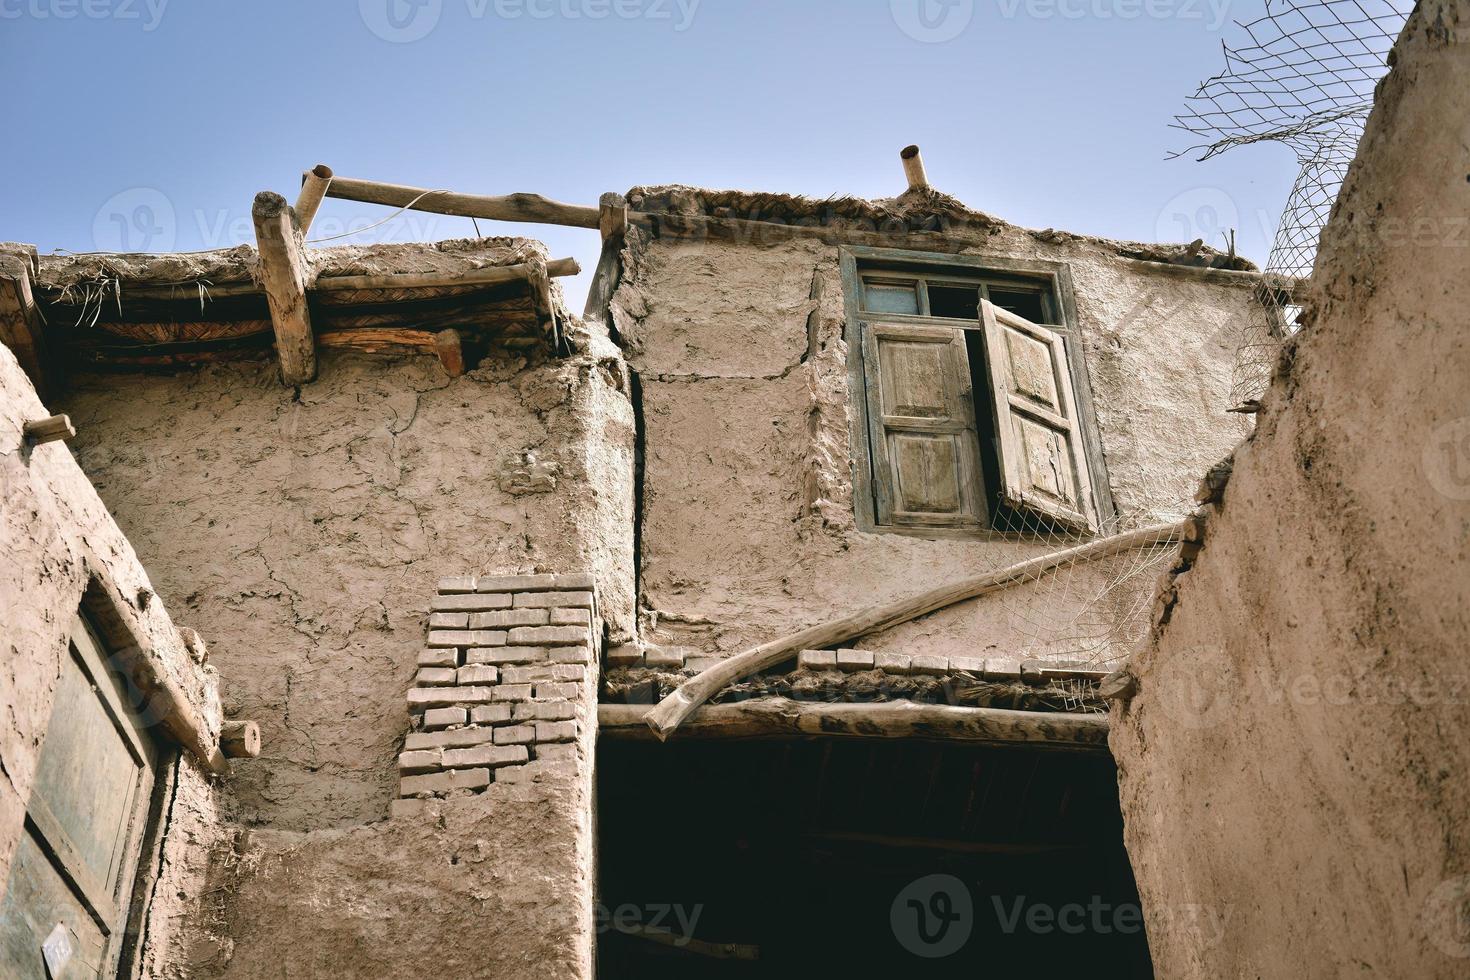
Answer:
[0,341,224,975]
[610,215,1255,665]
[61,333,636,833]
[1110,4,1470,976]
[56,326,635,977]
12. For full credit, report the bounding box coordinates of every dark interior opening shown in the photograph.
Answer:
[597,738,1152,978]
[988,288,1049,324]
[927,284,980,320]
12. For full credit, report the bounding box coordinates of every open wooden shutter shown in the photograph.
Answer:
[861,321,985,528]
[979,299,1098,532]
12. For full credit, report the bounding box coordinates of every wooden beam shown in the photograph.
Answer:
[219,720,261,759]
[22,414,75,446]
[0,253,51,399]
[294,163,334,237]
[643,522,1184,739]
[251,192,317,385]
[600,699,1110,752]
[433,329,465,377]
[313,256,580,292]
[323,175,601,229]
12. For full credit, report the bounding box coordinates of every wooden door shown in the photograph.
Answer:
[0,615,160,979]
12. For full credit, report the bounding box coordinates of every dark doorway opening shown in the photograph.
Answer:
[597,737,1152,978]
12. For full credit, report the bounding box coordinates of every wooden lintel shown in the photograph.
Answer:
[0,253,51,399]
[251,192,317,385]
[600,699,1110,752]
[324,175,601,229]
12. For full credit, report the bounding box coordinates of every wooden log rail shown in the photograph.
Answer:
[642,522,1185,739]
[602,700,1110,752]
[322,175,601,230]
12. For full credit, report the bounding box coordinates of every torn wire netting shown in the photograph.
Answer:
[1172,0,1412,407]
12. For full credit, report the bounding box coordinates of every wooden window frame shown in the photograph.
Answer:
[839,245,1115,539]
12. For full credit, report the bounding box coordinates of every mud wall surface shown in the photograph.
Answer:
[0,343,223,976]
[60,332,633,977]
[611,220,1253,663]
[63,339,635,833]
[1111,6,1470,976]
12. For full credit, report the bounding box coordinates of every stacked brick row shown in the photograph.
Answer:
[398,572,597,801]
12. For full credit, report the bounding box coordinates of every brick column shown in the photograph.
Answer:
[394,572,598,811]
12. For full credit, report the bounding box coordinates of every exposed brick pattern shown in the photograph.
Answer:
[399,573,598,801]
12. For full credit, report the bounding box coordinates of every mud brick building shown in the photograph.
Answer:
[0,5,1466,976]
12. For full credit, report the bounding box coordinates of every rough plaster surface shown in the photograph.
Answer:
[613,215,1251,661]
[190,766,595,978]
[1112,6,1470,976]
[0,343,224,975]
[63,335,634,833]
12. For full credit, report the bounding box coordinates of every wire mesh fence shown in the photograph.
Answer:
[1172,0,1412,407]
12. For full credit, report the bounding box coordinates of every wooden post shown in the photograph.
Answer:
[294,164,333,237]
[219,721,261,759]
[599,192,628,243]
[251,192,317,385]
[901,144,929,190]
[0,253,51,399]
[323,175,601,229]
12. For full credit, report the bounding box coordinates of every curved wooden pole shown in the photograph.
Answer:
[642,522,1184,739]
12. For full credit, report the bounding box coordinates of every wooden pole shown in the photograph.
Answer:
[251,192,317,385]
[643,522,1184,739]
[313,256,580,292]
[220,720,261,759]
[0,253,51,399]
[323,175,601,229]
[294,164,334,237]
[901,144,929,190]
[602,700,1110,752]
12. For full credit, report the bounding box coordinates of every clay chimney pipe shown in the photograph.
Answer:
[901,145,929,190]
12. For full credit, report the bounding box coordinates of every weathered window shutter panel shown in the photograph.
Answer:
[860,321,986,528]
[0,616,159,980]
[979,299,1098,532]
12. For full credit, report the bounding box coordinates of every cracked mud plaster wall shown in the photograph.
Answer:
[612,221,1253,662]
[60,330,635,833]
[1111,6,1470,977]
[0,343,224,976]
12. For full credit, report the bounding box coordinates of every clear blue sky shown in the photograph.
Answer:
[1,0,1296,311]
